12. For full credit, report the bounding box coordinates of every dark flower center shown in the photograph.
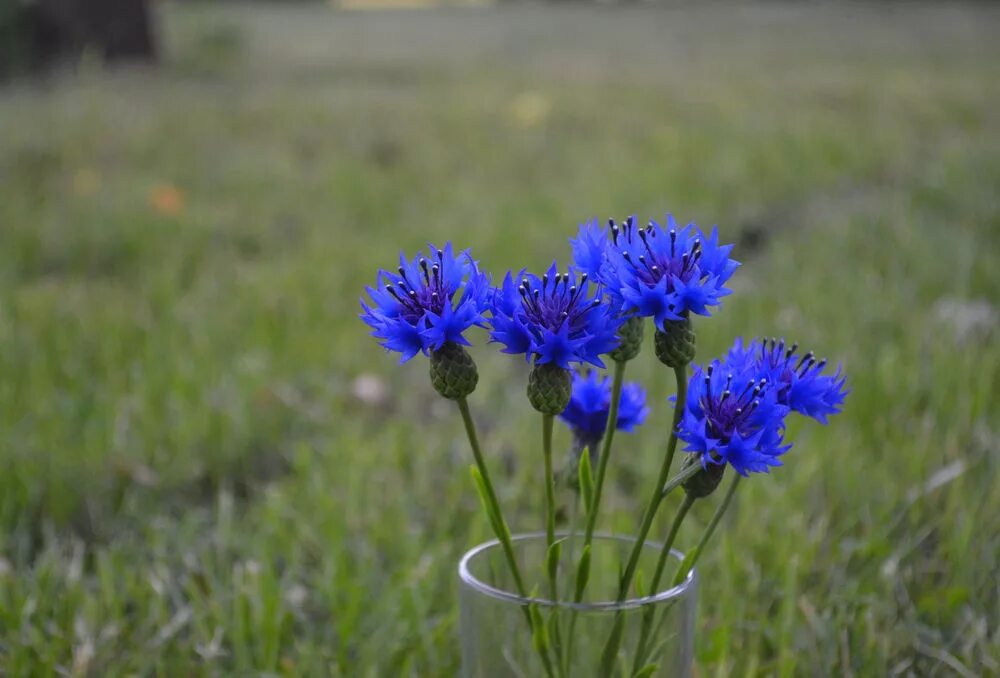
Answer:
[700,365,767,443]
[518,271,601,336]
[609,216,703,288]
[384,249,454,324]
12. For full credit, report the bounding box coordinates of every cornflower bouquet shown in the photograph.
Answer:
[361,216,847,677]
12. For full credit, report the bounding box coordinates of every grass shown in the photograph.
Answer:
[1,2,998,675]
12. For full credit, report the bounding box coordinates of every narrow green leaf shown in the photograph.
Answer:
[632,663,659,678]
[529,602,549,653]
[578,448,594,515]
[574,545,591,601]
[672,546,700,587]
[635,569,646,598]
[546,539,563,584]
[469,465,505,539]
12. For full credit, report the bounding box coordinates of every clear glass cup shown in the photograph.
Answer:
[458,532,697,678]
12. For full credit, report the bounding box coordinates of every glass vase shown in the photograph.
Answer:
[458,532,697,678]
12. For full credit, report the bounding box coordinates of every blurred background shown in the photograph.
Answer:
[1,0,998,675]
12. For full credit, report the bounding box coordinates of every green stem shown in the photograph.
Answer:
[541,413,565,675]
[660,461,703,499]
[596,364,686,674]
[456,398,555,678]
[562,360,626,673]
[632,476,742,673]
[576,359,627,596]
[561,607,578,677]
[559,489,581,675]
[563,493,580,593]
[649,494,696,593]
[672,475,742,587]
[615,364,687,600]
[629,494,696,673]
[543,413,557,575]
[457,397,527,596]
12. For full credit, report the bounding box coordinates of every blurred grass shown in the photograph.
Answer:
[1,2,998,675]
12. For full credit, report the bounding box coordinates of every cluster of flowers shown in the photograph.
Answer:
[362,213,847,676]
[361,215,846,478]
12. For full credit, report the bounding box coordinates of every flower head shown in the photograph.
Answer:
[677,356,791,477]
[490,263,623,369]
[727,337,849,424]
[559,370,649,447]
[571,215,739,327]
[678,336,848,476]
[361,243,491,363]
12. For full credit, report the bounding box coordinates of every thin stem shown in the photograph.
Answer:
[632,475,742,672]
[615,364,687,600]
[576,359,627,598]
[562,492,580,601]
[543,413,557,571]
[563,360,626,673]
[541,413,564,675]
[672,475,742,587]
[457,397,528,596]
[559,486,582,676]
[560,492,590,676]
[630,494,696,673]
[456,398,556,678]
[659,460,703,499]
[650,494,696,594]
[596,363,686,674]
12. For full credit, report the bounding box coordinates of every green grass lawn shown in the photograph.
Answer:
[1,2,998,675]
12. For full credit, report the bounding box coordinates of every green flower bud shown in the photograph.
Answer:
[429,342,478,400]
[654,317,696,368]
[608,315,644,363]
[682,458,726,498]
[527,363,572,415]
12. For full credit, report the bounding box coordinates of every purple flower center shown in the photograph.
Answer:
[700,366,768,443]
[610,217,703,289]
[517,272,602,335]
[385,249,453,324]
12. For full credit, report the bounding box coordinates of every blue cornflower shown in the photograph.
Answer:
[571,215,739,327]
[726,337,849,424]
[361,243,491,363]
[559,370,650,450]
[677,355,791,476]
[490,263,623,369]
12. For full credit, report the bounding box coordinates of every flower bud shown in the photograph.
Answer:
[608,315,644,363]
[654,317,696,368]
[429,342,479,400]
[682,458,726,498]
[527,363,572,415]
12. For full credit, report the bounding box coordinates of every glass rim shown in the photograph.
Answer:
[458,531,697,611]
